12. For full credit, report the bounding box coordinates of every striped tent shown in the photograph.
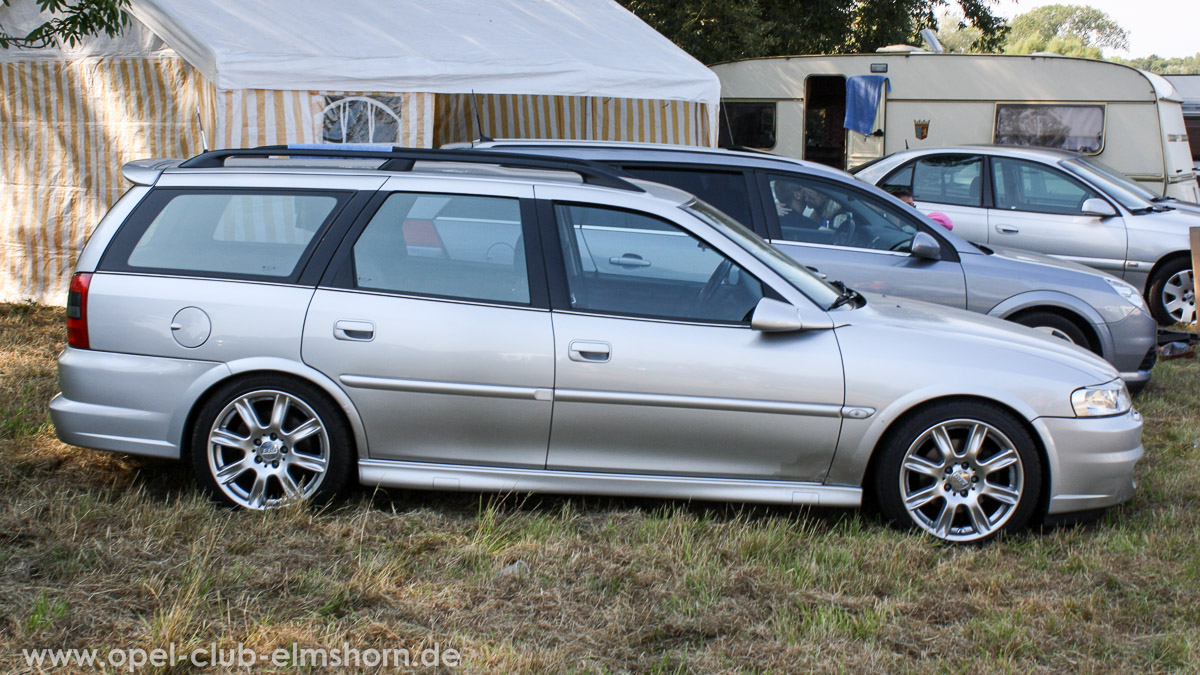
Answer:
[0,0,720,304]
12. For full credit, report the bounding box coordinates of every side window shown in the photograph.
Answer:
[554,204,762,323]
[767,174,920,253]
[718,102,776,149]
[124,191,343,278]
[619,166,754,228]
[990,158,1100,216]
[994,104,1105,154]
[911,156,983,207]
[352,193,528,304]
[877,163,914,194]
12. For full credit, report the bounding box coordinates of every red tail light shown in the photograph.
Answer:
[66,272,92,349]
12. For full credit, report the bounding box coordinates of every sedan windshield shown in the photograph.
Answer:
[684,199,843,309]
[1062,158,1157,212]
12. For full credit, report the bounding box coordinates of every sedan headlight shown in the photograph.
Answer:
[1103,277,1149,312]
[1071,380,1132,417]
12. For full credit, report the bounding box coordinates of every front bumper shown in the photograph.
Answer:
[1035,409,1143,515]
[1106,309,1158,393]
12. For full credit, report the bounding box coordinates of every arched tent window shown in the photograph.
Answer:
[322,96,403,144]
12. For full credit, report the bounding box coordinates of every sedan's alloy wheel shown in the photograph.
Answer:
[898,419,1024,542]
[206,389,331,509]
[1160,268,1196,325]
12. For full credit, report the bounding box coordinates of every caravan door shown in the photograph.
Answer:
[845,76,887,171]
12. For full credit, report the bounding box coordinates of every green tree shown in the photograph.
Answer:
[0,0,127,49]
[1111,53,1200,75]
[936,8,989,53]
[619,0,1008,65]
[1003,4,1128,57]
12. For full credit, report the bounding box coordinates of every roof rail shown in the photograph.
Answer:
[177,145,645,192]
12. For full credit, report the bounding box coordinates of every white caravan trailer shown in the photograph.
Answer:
[1164,75,1200,171]
[712,53,1199,201]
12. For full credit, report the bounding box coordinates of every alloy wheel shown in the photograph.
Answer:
[898,419,1024,542]
[206,390,330,509]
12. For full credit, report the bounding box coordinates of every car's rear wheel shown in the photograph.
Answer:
[873,402,1041,543]
[1147,258,1195,325]
[1011,311,1089,350]
[191,375,352,510]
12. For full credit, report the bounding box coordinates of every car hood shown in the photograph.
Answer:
[842,292,1120,384]
[1159,199,1200,215]
[969,243,1116,278]
[1125,206,1200,236]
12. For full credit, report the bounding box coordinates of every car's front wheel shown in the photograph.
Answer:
[873,402,1041,543]
[191,375,352,510]
[1147,257,1195,325]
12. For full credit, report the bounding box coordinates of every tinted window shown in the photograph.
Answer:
[719,102,776,149]
[991,158,1100,215]
[619,166,754,226]
[914,156,983,207]
[768,174,920,252]
[994,104,1105,154]
[125,192,340,277]
[353,193,528,304]
[554,204,762,323]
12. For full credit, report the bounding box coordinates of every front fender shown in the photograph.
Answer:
[986,290,1114,361]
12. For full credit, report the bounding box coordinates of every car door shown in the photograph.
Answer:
[986,156,1128,274]
[759,172,968,308]
[302,177,554,467]
[875,153,990,244]
[536,189,845,482]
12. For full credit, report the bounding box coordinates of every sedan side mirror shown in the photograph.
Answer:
[910,231,942,260]
[750,297,808,332]
[1081,198,1117,218]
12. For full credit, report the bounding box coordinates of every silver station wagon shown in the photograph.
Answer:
[51,147,1143,543]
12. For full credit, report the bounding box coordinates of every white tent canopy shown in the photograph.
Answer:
[126,0,720,105]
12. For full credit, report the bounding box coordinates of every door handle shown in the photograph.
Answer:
[333,320,375,342]
[609,254,650,268]
[568,340,611,363]
[804,265,827,280]
[994,225,1020,234]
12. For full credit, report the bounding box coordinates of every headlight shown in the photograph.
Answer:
[1103,276,1149,312]
[1071,380,1132,417]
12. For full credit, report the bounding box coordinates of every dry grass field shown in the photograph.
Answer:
[2,301,1199,673]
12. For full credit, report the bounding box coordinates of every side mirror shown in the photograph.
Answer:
[910,231,942,260]
[750,297,808,332]
[1081,198,1117,218]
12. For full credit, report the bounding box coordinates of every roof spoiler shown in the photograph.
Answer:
[121,158,185,185]
[177,145,645,192]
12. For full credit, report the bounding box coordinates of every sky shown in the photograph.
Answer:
[988,0,1199,59]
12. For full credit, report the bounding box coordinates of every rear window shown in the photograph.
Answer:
[106,190,349,280]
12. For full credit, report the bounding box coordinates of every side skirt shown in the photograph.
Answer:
[359,459,862,507]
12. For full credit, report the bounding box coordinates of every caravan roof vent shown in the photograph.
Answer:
[876,44,922,54]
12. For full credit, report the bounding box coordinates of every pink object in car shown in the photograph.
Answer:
[927,211,953,231]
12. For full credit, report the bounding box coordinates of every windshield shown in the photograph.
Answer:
[684,200,843,309]
[1062,158,1157,211]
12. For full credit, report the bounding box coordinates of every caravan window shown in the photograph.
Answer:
[719,102,776,149]
[994,104,1105,154]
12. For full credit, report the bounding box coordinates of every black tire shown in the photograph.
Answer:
[1146,257,1196,326]
[191,374,353,510]
[1010,311,1090,351]
[873,401,1042,543]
